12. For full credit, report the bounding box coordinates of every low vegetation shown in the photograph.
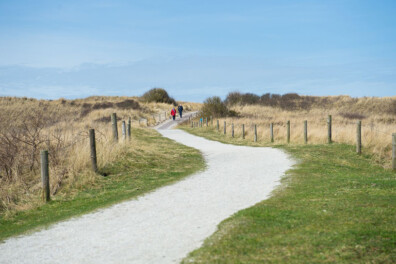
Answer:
[141,88,177,105]
[199,93,396,167]
[0,127,204,240]
[179,125,396,263]
[0,92,201,221]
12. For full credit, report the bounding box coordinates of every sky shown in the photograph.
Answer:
[0,0,395,102]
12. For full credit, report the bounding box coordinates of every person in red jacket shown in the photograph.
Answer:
[171,107,176,120]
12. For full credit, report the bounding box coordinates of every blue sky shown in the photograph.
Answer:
[0,0,395,102]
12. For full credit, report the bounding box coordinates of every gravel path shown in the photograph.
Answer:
[0,113,294,264]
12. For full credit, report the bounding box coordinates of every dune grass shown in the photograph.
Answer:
[0,128,204,241]
[180,126,396,263]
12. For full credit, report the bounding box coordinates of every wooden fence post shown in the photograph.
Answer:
[127,118,131,140]
[327,115,332,144]
[111,113,118,142]
[254,124,257,142]
[89,129,98,172]
[122,121,126,140]
[224,121,226,134]
[41,150,50,202]
[392,133,396,170]
[304,120,308,144]
[217,120,219,132]
[357,121,362,154]
[242,124,245,139]
[232,123,234,138]
[210,116,213,126]
[191,121,193,128]
[164,111,166,120]
[287,120,290,143]
[206,117,208,127]
[159,113,161,122]
[270,123,274,143]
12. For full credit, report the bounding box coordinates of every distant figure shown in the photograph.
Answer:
[171,107,176,121]
[178,104,183,118]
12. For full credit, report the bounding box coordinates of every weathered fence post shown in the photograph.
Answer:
[224,121,226,134]
[270,123,274,143]
[89,129,98,172]
[206,117,208,127]
[217,120,219,132]
[242,124,245,139]
[159,113,161,122]
[164,111,166,120]
[41,150,50,202]
[304,120,308,144]
[191,121,193,128]
[254,124,257,142]
[232,123,234,138]
[111,113,118,142]
[356,121,362,154]
[210,116,213,126]
[392,133,396,170]
[122,121,126,140]
[127,118,131,140]
[327,115,332,144]
[287,120,290,143]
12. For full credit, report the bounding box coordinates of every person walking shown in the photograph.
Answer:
[171,107,176,121]
[178,104,183,118]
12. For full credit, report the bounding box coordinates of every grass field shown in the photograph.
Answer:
[180,125,396,263]
[0,127,204,241]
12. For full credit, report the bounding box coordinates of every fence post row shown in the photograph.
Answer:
[111,113,118,142]
[232,123,234,138]
[304,120,308,144]
[254,124,257,142]
[270,123,274,143]
[287,120,290,143]
[327,115,332,144]
[392,133,396,170]
[242,124,245,139]
[122,121,126,140]
[89,129,98,172]
[357,121,362,154]
[41,150,50,202]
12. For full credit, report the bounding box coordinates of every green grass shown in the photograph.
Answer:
[180,126,396,263]
[0,128,204,241]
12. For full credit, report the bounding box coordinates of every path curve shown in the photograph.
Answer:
[0,113,294,264]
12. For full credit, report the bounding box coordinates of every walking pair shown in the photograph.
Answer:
[171,105,183,120]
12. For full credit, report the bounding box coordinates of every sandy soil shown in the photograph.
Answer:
[0,113,294,264]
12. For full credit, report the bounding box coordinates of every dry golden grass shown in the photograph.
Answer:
[0,96,201,215]
[205,97,396,168]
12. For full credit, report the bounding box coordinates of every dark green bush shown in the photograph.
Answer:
[141,88,176,105]
[200,96,229,118]
[225,92,242,106]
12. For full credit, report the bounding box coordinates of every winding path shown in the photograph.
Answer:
[0,113,294,264]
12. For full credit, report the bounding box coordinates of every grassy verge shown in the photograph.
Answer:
[0,128,204,241]
[180,126,396,263]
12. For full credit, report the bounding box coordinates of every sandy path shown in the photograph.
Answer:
[0,113,294,264]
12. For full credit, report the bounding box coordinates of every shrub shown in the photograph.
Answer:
[115,99,140,110]
[200,96,229,118]
[141,88,176,105]
[225,92,242,106]
[241,93,260,105]
[92,102,114,110]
